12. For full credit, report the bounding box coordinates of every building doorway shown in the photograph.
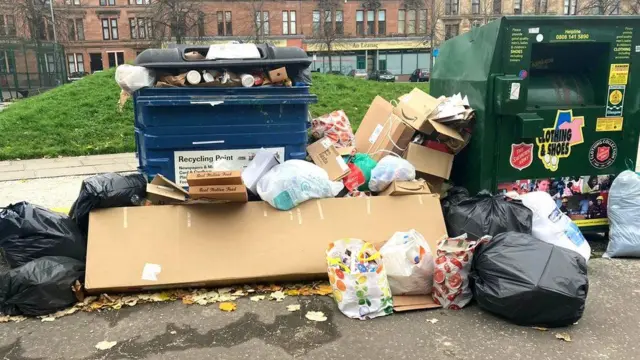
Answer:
[89,53,103,73]
[107,51,124,68]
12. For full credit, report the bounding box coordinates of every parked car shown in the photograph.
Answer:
[410,68,430,82]
[68,72,89,82]
[348,69,368,79]
[368,70,396,82]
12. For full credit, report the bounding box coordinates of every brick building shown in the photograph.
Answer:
[1,0,634,82]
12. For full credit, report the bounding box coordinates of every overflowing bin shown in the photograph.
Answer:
[431,16,640,228]
[132,44,317,187]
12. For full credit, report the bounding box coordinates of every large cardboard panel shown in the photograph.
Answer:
[403,143,454,180]
[85,195,446,293]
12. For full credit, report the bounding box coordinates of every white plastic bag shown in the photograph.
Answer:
[257,160,343,210]
[115,64,155,94]
[326,238,393,320]
[521,191,591,261]
[380,230,434,295]
[368,156,416,192]
[605,171,640,258]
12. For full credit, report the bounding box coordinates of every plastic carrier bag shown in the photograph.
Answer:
[521,191,591,261]
[326,238,393,320]
[257,160,343,211]
[115,64,155,94]
[0,202,86,268]
[0,256,85,316]
[368,156,416,193]
[472,232,589,327]
[310,110,356,148]
[379,230,434,295]
[605,171,640,258]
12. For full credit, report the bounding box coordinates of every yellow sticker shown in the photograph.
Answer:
[536,110,584,172]
[609,64,629,85]
[596,117,623,132]
[574,218,609,227]
[609,90,623,105]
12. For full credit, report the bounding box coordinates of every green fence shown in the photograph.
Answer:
[0,41,67,101]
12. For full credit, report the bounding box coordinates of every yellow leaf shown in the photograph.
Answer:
[182,297,195,305]
[0,315,27,323]
[219,302,237,312]
[299,287,313,296]
[287,304,301,312]
[555,333,572,342]
[285,289,300,296]
[312,284,333,296]
[305,311,327,322]
[532,327,549,332]
[95,341,117,350]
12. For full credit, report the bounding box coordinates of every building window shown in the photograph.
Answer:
[471,19,483,28]
[398,10,405,35]
[282,10,296,35]
[130,18,151,39]
[537,0,548,12]
[312,10,321,35]
[493,0,502,14]
[217,12,224,35]
[514,0,522,13]
[65,0,81,5]
[407,9,416,34]
[446,0,459,15]
[418,9,427,34]
[367,10,375,35]
[472,0,480,14]
[356,10,364,36]
[378,10,386,35]
[445,23,459,39]
[130,18,137,39]
[255,11,269,36]
[45,53,56,73]
[564,0,577,14]
[102,18,118,40]
[76,19,84,40]
[323,10,331,35]
[225,11,232,35]
[2,15,16,36]
[198,12,205,37]
[335,10,343,35]
[99,0,115,6]
[68,20,76,40]
[129,0,151,4]
[68,53,85,73]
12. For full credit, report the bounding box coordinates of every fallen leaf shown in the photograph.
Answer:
[72,280,85,302]
[0,315,27,323]
[95,341,117,350]
[217,287,233,295]
[250,295,266,302]
[270,291,286,302]
[231,290,246,297]
[305,311,327,322]
[219,302,237,312]
[426,318,439,324]
[122,296,138,307]
[312,284,333,296]
[555,333,572,342]
[39,307,79,322]
[532,327,549,331]
[218,294,238,302]
[169,330,177,335]
[182,297,195,305]
[285,289,300,296]
[287,304,301,312]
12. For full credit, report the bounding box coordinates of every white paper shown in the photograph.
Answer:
[321,138,332,149]
[206,43,260,60]
[369,124,384,144]
[336,156,349,172]
[528,27,540,34]
[510,83,521,100]
[174,147,285,187]
[141,263,162,281]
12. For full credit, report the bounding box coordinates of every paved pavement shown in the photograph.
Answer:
[0,256,638,359]
[0,153,136,181]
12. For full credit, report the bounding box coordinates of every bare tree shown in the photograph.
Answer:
[6,0,70,42]
[147,0,204,45]
[310,0,344,72]
[575,0,623,14]
[420,0,444,71]
[244,0,277,44]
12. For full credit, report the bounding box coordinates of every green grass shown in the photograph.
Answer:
[0,69,428,160]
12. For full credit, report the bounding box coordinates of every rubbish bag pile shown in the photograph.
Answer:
[605,170,640,258]
[0,173,147,316]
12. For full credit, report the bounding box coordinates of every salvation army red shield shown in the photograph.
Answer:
[509,143,533,171]
[596,145,611,162]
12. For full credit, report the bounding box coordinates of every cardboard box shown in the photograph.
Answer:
[146,174,189,205]
[85,195,447,293]
[355,96,415,162]
[379,179,432,196]
[268,67,288,83]
[307,138,350,181]
[403,143,454,180]
[189,184,248,202]
[187,171,243,187]
[393,295,440,312]
[395,88,464,143]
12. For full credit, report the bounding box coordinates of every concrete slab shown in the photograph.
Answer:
[0,258,637,359]
[33,167,99,178]
[0,154,136,180]
[0,170,36,182]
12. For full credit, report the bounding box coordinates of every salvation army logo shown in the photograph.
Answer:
[589,138,617,169]
[509,143,533,171]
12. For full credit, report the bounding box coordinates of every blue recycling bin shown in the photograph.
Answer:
[133,86,317,186]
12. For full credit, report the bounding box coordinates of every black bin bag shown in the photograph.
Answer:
[69,173,147,236]
[0,256,85,316]
[445,192,532,239]
[471,232,589,327]
[0,202,86,268]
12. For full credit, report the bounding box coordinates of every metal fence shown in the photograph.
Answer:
[0,41,67,101]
